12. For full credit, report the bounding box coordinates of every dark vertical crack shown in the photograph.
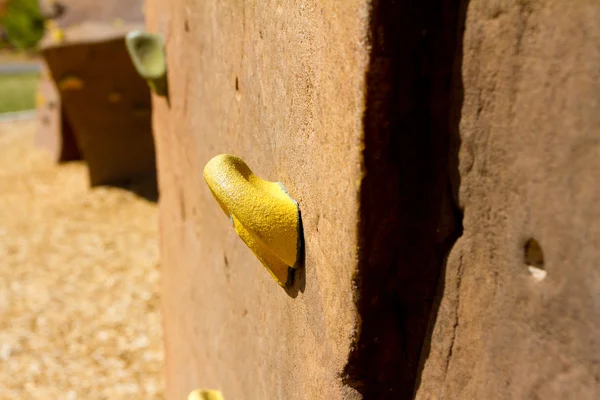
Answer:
[58,106,82,162]
[342,0,468,398]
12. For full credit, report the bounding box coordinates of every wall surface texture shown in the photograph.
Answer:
[147,0,600,399]
[147,1,368,399]
[416,1,600,399]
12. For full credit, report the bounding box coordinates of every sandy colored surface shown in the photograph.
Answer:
[416,1,600,399]
[148,0,600,398]
[0,120,163,399]
[147,0,367,398]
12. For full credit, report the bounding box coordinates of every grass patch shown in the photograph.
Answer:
[0,72,39,113]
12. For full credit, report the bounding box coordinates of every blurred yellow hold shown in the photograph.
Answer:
[58,76,84,91]
[36,91,46,107]
[188,390,225,400]
[107,92,122,103]
[203,154,302,287]
[45,19,64,43]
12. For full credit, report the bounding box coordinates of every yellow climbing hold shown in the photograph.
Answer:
[35,91,46,107]
[107,91,122,103]
[45,19,64,43]
[58,75,84,91]
[204,154,302,287]
[188,390,225,400]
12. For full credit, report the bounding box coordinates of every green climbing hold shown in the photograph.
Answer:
[125,30,168,97]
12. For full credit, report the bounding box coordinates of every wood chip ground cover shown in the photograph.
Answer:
[0,120,164,399]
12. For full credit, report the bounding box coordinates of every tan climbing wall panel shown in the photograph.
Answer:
[146,0,368,399]
[415,1,600,399]
[147,0,600,398]
[42,37,155,186]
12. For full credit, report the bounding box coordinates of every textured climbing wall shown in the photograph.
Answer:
[148,0,600,399]
[146,1,368,399]
[415,1,600,399]
[42,37,155,186]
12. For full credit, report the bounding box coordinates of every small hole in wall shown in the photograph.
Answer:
[524,238,546,281]
[184,19,190,32]
[234,77,241,101]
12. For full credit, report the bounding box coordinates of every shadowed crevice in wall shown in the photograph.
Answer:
[57,108,82,162]
[106,170,160,203]
[342,0,468,398]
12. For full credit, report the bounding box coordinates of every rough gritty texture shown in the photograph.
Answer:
[0,120,164,399]
[343,1,465,398]
[148,0,600,398]
[146,0,368,399]
[416,1,600,399]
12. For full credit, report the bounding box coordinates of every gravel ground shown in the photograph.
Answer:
[0,120,164,399]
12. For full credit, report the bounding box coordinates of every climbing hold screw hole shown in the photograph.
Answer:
[184,19,190,32]
[234,78,241,101]
[524,238,546,281]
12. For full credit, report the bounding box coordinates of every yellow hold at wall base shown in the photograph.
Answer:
[203,154,303,287]
[188,389,225,400]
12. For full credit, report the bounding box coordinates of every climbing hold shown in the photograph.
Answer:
[45,19,64,43]
[188,390,225,400]
[35,91,46,107]
[203,154,303,287]
[107,91,122,103]
[125,30,168,97]
[58,75,84,91]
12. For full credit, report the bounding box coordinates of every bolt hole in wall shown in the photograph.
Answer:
[234,77,241,102]
[524,238,546,281]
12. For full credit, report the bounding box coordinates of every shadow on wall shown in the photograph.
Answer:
[108,170,159,203]
[342,0,469,399]
[36,86,159,204]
